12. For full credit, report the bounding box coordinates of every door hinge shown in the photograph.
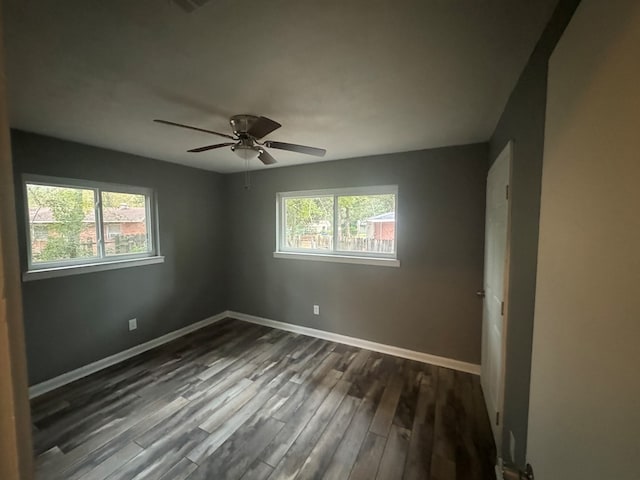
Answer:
[506,185,510,200]
[496,411,500,425]
[501,301,505,316]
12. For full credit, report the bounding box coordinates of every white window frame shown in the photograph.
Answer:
[22,174,163,280]
[275,185,400,267]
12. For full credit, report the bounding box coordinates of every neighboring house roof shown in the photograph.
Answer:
[101,207,147,223]
[367,212,395,223]
[29,207,146,224]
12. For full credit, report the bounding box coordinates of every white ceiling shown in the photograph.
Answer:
[3,0,558,173]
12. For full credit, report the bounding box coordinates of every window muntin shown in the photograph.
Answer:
[278,186,397,259]
[24,176,157,270]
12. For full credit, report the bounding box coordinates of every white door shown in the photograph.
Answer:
[526,0,640,478]
[481,141,511,450]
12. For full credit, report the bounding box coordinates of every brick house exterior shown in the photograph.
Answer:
[367,211,395,241]
[29,205,147,255]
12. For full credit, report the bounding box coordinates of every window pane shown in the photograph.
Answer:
[338,194,395,254]
[26,184,98,264]
[283,196,334,251]
[101,191,150,256]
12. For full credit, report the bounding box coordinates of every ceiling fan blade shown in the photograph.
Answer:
[188,142,235,153]
[258,149,277,165]
[154,119,236,140]
[264,141,326,157]
[247,116,281,139]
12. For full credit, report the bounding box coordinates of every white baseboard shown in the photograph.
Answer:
[30,309,481,399]
[227,311,481,375]
[28,312,228,399]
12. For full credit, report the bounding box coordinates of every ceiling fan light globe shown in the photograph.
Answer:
[232,144,259,160]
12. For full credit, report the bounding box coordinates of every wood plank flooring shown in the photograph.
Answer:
[30,318,496,480]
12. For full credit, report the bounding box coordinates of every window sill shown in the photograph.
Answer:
[23,256,165,281]
[273,251,400,267]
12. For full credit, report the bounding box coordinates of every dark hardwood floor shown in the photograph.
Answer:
[31,318,496,480]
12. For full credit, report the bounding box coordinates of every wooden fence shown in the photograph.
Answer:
[286,235,394,253]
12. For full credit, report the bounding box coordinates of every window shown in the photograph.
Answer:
[105,223,122,239]
[24,175,161,277]
[276,186,399,266]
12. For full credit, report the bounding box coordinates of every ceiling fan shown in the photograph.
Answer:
[154,115,326,165]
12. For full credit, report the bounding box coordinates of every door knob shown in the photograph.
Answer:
[476,290,485,298]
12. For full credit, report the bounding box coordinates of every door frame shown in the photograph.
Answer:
[481,140,513,455]
[0,1,34,477]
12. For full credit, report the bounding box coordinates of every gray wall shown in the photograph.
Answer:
[489,0,581,465]
[11,130,226,385]
[225,145,487,365]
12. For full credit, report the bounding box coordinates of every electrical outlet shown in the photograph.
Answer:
[128,318,137,331]
[313,305,320,315]
[509,431,516,462]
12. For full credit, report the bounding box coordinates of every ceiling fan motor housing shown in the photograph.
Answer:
[230,114,259,136]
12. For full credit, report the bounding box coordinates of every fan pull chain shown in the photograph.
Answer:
[244,158,251,190]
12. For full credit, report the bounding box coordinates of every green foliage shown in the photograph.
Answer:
[284,197,334,235]
[338,194,394,237]
[283,193,395,242]
[27,184,95,262]
[101,191,146,208]
[107,235,148,256]
[28,186,149,263]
